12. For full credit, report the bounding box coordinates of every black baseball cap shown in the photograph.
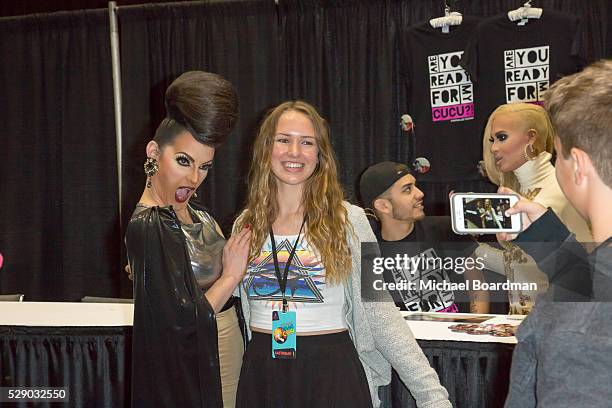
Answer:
[359,161,412,209]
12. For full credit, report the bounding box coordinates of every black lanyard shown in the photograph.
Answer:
[269,218,306,312]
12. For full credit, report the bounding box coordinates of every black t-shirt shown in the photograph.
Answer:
[371,215,477,312]
[460,10,583,120]
[400,16,482,181]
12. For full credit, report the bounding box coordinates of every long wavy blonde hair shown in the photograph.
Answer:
[235,101,351,284]
[482,103,555,192]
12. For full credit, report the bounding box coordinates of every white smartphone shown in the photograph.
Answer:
[450,193,522,235]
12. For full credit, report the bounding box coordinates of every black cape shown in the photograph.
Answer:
[126,206,222,407]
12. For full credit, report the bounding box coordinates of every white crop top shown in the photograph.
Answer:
[243,234,348,333]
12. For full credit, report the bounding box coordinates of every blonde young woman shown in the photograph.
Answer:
[476,103,592,314]
[233,101,450,408]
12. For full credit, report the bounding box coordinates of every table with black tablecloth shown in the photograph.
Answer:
[0,302,133,408]
[0,304,519,407]
[382,341,515,408]
[380,312,519,408]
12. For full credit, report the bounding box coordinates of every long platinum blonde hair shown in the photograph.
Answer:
[482,103,555,192]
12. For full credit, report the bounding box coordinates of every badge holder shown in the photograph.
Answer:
[272,303,296,359]
[269,219,305,360]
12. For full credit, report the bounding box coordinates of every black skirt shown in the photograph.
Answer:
[236,331,373,408]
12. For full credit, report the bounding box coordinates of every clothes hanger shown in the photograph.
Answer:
[430,0,463,32]
[508,0,543,24]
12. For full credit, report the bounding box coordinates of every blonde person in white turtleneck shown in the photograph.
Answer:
[475,103,592,314]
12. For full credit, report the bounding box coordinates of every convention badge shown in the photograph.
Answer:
[272,310,297,359]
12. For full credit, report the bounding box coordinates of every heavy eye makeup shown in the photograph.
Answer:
[175,153,192,166]
[175,153,213,171]
[489,132,508,143]
[199,162,213,171]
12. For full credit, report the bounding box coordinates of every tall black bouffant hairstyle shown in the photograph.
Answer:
[153,71,239,148]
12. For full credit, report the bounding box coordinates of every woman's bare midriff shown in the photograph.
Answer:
[251,327,348,336]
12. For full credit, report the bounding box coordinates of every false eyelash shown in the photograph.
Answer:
[175,154,191,164]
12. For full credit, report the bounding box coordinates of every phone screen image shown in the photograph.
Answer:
[462,197,513,230]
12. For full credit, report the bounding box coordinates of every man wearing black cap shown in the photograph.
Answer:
[359,161,489,313]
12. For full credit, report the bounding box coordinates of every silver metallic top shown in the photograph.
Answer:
[134,204,225,291]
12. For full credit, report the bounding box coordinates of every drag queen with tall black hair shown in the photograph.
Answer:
[125,71,251,407]
[233,100,450,408]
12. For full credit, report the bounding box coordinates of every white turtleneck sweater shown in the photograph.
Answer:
[476,152,592,314]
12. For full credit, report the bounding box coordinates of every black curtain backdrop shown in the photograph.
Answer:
[1,0,610,300]
[276,0,408,198]
[0,10,120,301]
[119,1,281,237]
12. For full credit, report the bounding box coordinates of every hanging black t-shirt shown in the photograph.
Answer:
[460,10,583,121]
[400,16,482,182]
[371,215,477,312]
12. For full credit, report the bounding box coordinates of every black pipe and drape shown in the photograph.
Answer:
[1,0,609,301]
[0,2,609,407]
[0,10,119,301]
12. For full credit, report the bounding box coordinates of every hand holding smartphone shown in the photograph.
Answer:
[450,193,522,235]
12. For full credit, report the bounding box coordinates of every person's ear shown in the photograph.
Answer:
[571,147,591,186]
[527,129,537,144]
[373,197,391,215]
[146,141,160,159]
[527,129,540,152]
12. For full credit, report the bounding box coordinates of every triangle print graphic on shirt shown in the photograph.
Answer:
[243,237,325,303]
